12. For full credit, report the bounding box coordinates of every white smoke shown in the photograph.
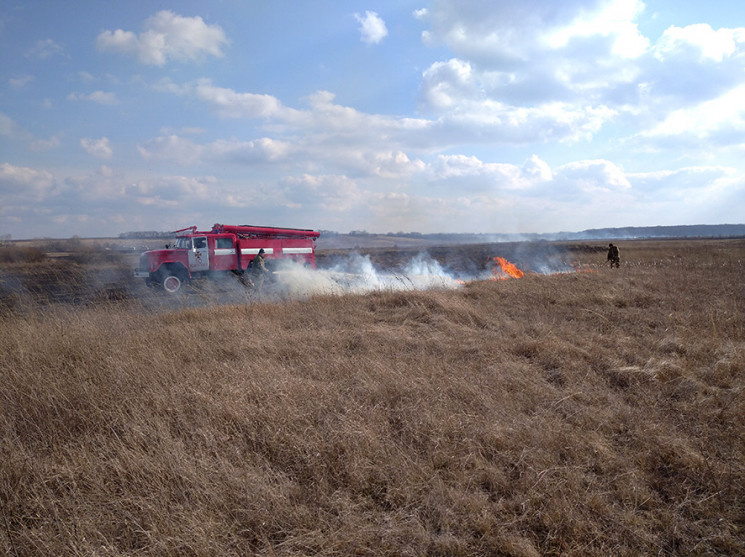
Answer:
[133,251,598,312]
[272,253,462,299]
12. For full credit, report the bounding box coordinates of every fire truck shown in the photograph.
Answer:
[134,223,320,293]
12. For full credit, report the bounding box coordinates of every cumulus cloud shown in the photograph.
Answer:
[160,80,432,151]
[81,137,113,159]
[0,112,36,145]
[412,2,653,144]
[125,175,217,205]
[355,11,388,44]
[654,24,742,63]
[639,84,745,148]
[137,135,204,165]
[155,74,617,178]
[9,75,34,88]
[280,174,363,211]
[554,159,631,197]
[416,0,650,113]
[413,8,428,20]
[67,91,118,105]
[0,163,55,199]
[424,154,554,197]
[96,10,228,66]
[192,79,285,119]
[522,154,553,181]
[137,135,291,166]
[210,137,291,163]
[0,113,15,136]
[413,0,745,155]
[544,0,649,58]
[420,0,646,63]
[420,59,475,110]
[358,150,426,179]
[30,136,61,151]
[25,39,64,60]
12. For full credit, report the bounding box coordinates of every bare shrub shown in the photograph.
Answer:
[0,245,46,263]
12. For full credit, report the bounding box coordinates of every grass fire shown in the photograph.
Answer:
[1,238,744,555]
[490,256,526,279]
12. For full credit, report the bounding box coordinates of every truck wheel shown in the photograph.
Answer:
[162,274,182,293]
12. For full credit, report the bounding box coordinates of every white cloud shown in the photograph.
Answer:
[425,154,553,195]
[96,10,228,66]
[359,150,425,179]
[211,137,291,163]
[9,75,34,88]
[67,91,118,105]
[0,163,55,199]
[640,84,745,146]
[413,1,656,143]
[628,166,736,193]
[420,59,475,109]
[424,98,616,145]
[280,174,363,211]
[654,24,742,63]
[163,81,432,152]
[158,76,614,174]
[137,135,203,165]
[555,159,631,193]
[414,0,745,156]
[192,79,284,119]
[25,39,64,60]
[0,113,15,136]
[0,112,35,144]
[420,0,602,62]
[78,71,97,83]
[413,8,428,20]
[522,154,553,181]
[81,137,113,159]
[545,0,649,58]
[125,175,217,204]
[158,126,206,136]
[30,136,61,151]
[137,135,291,165]
[355,11,388,45]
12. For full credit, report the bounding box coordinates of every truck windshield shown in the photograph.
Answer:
[174,237,191,249]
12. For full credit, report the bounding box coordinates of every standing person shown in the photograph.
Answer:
[251,248,270,293]
[607,243,620,268]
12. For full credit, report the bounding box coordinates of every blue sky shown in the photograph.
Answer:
[2,0,744,238]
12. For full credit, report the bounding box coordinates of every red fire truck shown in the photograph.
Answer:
[134,223,320,293]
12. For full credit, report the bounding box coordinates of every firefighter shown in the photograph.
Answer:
[607,243,620,268]
[251,248,270,292]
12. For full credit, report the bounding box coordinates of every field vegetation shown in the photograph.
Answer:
[1,238,744,555]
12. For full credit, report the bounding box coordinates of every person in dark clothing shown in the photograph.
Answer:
[251,248,270,292]
[607,243,620,268]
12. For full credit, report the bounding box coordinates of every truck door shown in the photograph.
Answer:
[189,236,210,272]
[212,236,237,271]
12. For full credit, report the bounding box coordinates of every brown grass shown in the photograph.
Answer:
[1,239,744,555]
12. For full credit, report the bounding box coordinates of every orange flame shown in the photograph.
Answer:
[491,256,525,279]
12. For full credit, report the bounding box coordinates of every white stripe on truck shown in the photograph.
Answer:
[282,247,313,254]
[241,248,274,255]
[214,249,236,256]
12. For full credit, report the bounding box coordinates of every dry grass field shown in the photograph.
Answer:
[1,238,744,555]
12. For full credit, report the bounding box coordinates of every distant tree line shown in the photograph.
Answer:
[336,224,745,242]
